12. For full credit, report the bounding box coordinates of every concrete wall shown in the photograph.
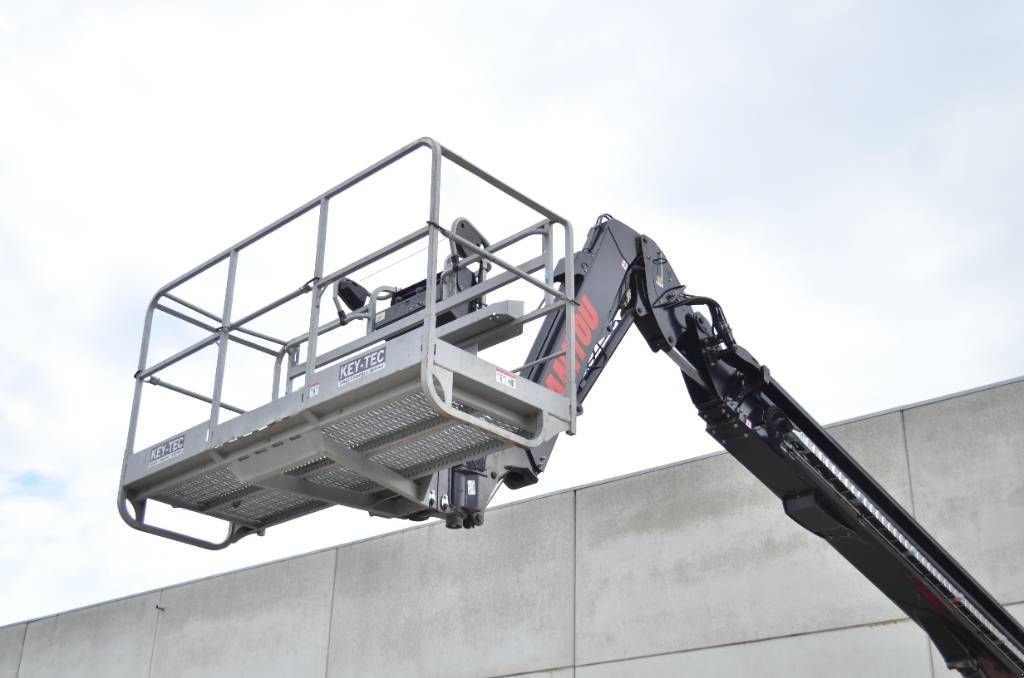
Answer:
[3,377,1023,677]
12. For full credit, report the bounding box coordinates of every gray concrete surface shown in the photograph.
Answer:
[905,379,1024,603]
[577,620,933,678]
[18,593,160,678]
[327,492,575,678]
[574,411,911,665]
[0,624,25,678]
[1,376,1022,677]
[149,549,334,678]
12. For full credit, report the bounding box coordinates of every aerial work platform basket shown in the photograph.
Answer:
[118,138,576,549]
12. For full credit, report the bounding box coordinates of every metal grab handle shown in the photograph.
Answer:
[117,489,257,550]
[366,286,399,333]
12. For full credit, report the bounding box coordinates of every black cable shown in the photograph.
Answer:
[654,291,736,349]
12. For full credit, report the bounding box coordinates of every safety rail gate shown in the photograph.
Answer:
[118,138,576,549]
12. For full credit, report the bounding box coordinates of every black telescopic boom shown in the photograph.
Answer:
[520,216,1024,677]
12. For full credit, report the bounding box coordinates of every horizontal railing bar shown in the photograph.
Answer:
[288,255,547,379]
[440,146,567,225]
[163,294,222,323]
[449,219,549,270]
[136,334,220,380]
[278,231,547,357]
[281,317,342,354]
[155,304,219,334]
[152,137,435,300]
[290,224,540,357]
[282,220,551,374]
[229,283,312,330]
[146,377,246,415]
[436,225,569,302]
[227,333,280,357]
[511,350,566,374]
[158,304,280,357]
[318,226,430,290]
[234,326,287,346]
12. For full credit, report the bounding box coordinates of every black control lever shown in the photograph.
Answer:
[334,277,370,326]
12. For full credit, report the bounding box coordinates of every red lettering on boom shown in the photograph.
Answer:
[578,295,599,330]
[574,314,593,346]
[552,352,568,383]
[545,374,566,395]
[541,293,601,396]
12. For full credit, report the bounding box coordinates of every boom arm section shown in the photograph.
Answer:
[521,215,1024,677]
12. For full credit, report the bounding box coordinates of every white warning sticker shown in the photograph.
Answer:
[495,367,517,389]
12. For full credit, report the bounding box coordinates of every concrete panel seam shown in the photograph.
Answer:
[900,409,918,516]
[572,489,578,670]
[146,589,164,678]
[484,665,575,678]
[323,548,340,678]
[571,615,911,670]
[14,622,27,678]
[925,634,936,678]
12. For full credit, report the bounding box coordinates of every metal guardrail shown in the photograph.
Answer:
[120,138,577,543]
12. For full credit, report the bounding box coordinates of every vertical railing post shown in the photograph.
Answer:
[209,250,239,431]
[541,221,555,306]
[124,303,158,456]
[420,142,443,399]
[562,221,576,435]
[286,347,300,394]
[304,198,330,386]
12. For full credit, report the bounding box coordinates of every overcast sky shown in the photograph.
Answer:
[1,1,1022,626]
